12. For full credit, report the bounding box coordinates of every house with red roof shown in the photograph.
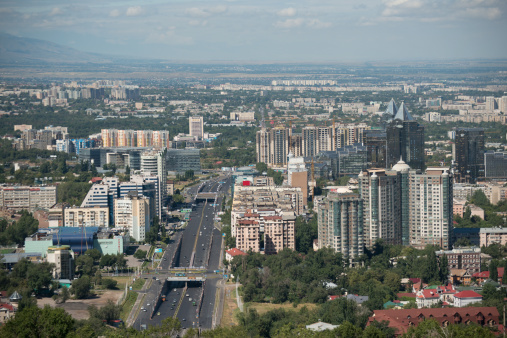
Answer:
[415,284,456,308]
[453,290,483,307]
[225,248,247,262]
[367,306,500,336]
[472,267,505,284]
[0,303,14,323]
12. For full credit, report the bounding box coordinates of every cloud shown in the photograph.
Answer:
[277,7,297,17]
[126,6,144,17]
[185,6,227,18]
[275,18,305,28]
[109,9,120,17]
[461,6,502,19]
[188,20,208,26]
[275,18,331,29]
[49,7,63,16]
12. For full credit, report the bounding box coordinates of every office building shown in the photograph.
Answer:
[114,195,150,242]
[189,116,204,139]
[140,150,166,198]
[317,187,364,258]
[364,129,387,168]
[484,151,507,178]
[316,144,367,180]
[386,102,425,170]
[64,206,109,228]
[166,148,201,174]
[454,128,485,183]
[100,129,170,148]
[0,185,57,211]
[46,246,75,280]
[256,129,271,164]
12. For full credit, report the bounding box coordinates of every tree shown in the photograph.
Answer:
[255,162,268,173]
[27,262,54,295]
[88,300,121,324]
[71,275,91,299]
[454,237,472,247]
[0,305,75,338]
[101,278,118,290]
[84,248,102,262]
[134,249,147,260]
[60,286,70,303]
[439,254,449,284]
[75,254,95,276]
[422,251,439,283]
[489,260,499,282]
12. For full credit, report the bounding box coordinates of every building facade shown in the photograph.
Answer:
[454,128,485,183]
[189,116,204,139]
[317,188,364,258]
[0,185,57,211]
[114,195,150,242]
[64,206,109,228]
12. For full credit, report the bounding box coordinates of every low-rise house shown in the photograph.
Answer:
[450,268,472,285]
[225,248,247,262]
[0,303,14,323]
[472,267,505,284]
[453,290,483,307]
[305,322,339,332]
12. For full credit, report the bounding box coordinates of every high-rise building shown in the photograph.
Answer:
[287,154,308,205]
[364,129,387,168]
[409,167,453,250]
[270,127,290,166]
[189,116,204,139]
[317,187,364,258]
[386,102,425,170]
[485,151,507,178]
[141,150,166,198]
[454,128,485,183]
[46,246,75,280]
[114,195,150,242]
[358,168,406,247]
[256,129,270,164]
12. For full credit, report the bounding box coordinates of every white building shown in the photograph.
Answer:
[189,116,204,139]
[140,150,166,199]
[114,195,150,242]
[64,206,109,227]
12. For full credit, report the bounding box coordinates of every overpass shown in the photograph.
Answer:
[139,268,226,282]
[195,192,217,201]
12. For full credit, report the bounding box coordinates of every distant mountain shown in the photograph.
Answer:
[0,33,113,65]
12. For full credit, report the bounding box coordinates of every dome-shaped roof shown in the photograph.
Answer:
[392,159,411,172]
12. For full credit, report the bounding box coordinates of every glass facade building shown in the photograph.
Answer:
[454,128,485,183]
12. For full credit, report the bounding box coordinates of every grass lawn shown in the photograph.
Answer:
[120,291,138,322]
[132,278,145,290]
[110,276,132,290]
[246,302,318,315]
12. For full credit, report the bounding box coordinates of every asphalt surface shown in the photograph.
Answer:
[133,174,232,331]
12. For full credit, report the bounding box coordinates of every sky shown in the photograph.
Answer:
[1,0,506,62]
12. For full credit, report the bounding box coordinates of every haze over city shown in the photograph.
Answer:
[1,0,507,62]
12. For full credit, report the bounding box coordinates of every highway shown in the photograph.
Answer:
[133,173,232,331]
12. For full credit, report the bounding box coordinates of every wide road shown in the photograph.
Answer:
[133,174,232,331]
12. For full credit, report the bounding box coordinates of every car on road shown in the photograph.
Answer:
[186,294,189,297]
[182,318,186,321]
[173,288,177,292]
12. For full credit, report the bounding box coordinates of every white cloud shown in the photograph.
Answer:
[275,18,331,29]
[126,6,144,17]
[307,19,332,28]
[109,9,120,17]
[49,7,63,16]
[461,6,502,19]
[186,7,209,17]
[275,18,305,28]
[277,7,297,17]
[188,20,208,26]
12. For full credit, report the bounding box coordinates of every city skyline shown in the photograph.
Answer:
[1,0,506,62]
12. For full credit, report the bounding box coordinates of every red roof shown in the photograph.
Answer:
[244,213,259,217]
[264,216,282,220]
[454,290,482,299]
[91,177,103,183]
[226,248,247,257]
[408,278,421,284]
[367,307,500,335]
[418,289,440,299]
[473,267,505,279]
[238,220,258,225]
[328,295,340,301]
[0,303,14,311]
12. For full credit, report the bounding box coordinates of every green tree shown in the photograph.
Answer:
[439,254,449,284]
[255,162,268,173]
[71,275,91,299]
[76,255,95,276]
[134,249,147,260]
[489,260,499,281]
[101,278,118,290]
[27,262,54,295]
[422,251,439,283]
[84,248,102,262]
[0,305,75,338]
